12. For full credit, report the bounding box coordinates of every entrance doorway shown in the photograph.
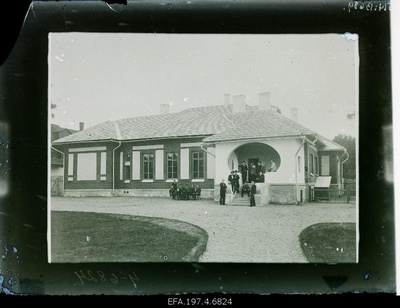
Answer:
[228,142,281,181]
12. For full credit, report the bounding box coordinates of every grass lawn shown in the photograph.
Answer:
[51,211,208,262]
[299,223,357,263]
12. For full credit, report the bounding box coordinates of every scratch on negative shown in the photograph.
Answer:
[339,32,359,41]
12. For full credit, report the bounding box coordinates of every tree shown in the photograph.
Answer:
[51,103,57,119]
[333,134,356,179]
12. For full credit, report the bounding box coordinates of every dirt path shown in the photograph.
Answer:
[51,197,356,263]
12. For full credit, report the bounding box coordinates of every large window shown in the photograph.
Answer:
[192,151,204,179]
[77,153,97,181]
[143,153,154,179]
[321,155,330,175]
[167,152,178,179]
[68,147,107,182]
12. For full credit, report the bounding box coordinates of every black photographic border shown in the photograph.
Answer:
[0,0,395,296]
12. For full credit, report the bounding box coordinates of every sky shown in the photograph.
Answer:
[49,33,358,139]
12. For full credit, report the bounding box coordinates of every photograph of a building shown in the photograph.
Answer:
[49,33,358,263]
[52,92,347,205]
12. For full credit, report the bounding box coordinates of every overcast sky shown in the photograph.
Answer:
[49,33,358,139]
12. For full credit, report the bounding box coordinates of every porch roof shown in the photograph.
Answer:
[202,108,316,143]
[317,136,347,152]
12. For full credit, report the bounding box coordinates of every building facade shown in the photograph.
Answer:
[52,93,348,204]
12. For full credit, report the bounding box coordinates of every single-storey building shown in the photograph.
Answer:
[51,124,78,177]
[52,92,348,205]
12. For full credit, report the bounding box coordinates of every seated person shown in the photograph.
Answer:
[177,184,184,200]
[269,159,277,172]
[195,185,201,199]
[189,184,196,200]
[169,184,176,199]
[183,184,190,200]
[256,171,265,183]
[241,183,250,197]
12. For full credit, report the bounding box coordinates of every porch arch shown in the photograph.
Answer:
[227,142,281,173]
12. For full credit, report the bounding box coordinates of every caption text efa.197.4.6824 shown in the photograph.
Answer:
[167,297,233,306]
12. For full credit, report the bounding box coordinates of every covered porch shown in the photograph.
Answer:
[212,138,307,205]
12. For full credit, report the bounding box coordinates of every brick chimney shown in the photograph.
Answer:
[160,103,170,114]
[224,93,232,106]
[259,92,271,111]
[291,108,298,122]
[232,95,247,113]
[79,122,85,131]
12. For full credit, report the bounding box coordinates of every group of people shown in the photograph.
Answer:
[169,180,201,200]
[227,170,241,194]
[219,159,277,207]
[231,160,277,188]
[219,179,257,207]
[246,160,277,183]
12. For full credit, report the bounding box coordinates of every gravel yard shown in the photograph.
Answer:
[51,197,357,263]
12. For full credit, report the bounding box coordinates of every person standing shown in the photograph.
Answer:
[249,163,256,182]
[261,162,267,174]
[250,181,257,207]
[256,161,262,175]
[233,170,240,194]
[240,161,248,184]
[228,171,235,194]
[220,179,227,205]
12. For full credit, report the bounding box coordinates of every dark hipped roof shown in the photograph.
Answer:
[53,104,344,151]
[51,124,78,135]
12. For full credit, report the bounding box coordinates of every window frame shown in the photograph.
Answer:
[142,152,155,180]
[191,150,205,179]
[166,151,179,179]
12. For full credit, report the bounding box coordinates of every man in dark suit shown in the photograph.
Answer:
[169,184,176,199]
[228,170,235,193]
[241,183,250,197]
[233,170,240,194]
[172,179,177,191]
[249,163,256,182]
[177,184,184,200]
[220,179,227,205]
[170,179,178,199]
[256,171,265,183]
[189,184,196,200]
[184,184,190,200]
[256,161,262,175]
[250,181,257,207]
[240,161,248,184]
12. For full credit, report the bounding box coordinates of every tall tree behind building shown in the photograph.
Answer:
[333,134,356,179]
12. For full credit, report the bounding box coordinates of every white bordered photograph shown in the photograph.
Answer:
[48,33,358,263]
